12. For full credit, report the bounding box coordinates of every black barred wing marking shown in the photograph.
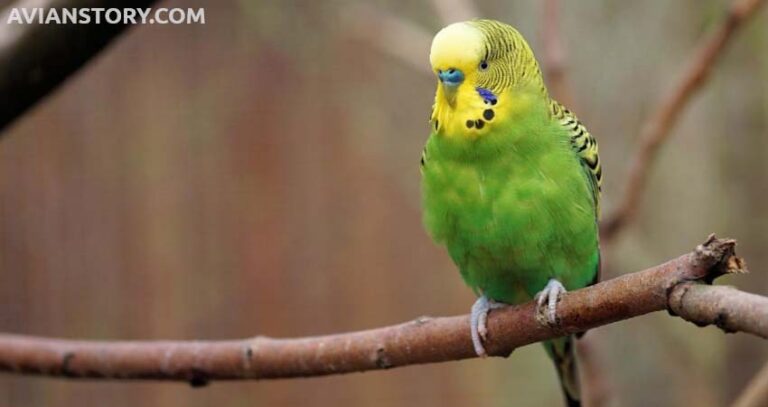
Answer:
[550,101,602,215]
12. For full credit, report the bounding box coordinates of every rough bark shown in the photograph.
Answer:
[0,235,758,386]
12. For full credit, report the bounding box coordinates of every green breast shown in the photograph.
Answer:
[421,101,599,304]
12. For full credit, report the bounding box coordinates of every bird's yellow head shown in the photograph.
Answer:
[430,22,485,106]
[429,20,546,137]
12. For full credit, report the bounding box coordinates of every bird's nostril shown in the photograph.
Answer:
[448,69,455,74]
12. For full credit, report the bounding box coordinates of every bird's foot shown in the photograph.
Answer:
[534,279,567,327]
[470,295,506,357]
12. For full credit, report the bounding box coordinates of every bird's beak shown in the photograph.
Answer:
[437,68,464,106]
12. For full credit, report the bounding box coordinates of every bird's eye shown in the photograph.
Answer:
[479,61,489,71]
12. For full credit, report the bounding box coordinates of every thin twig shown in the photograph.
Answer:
[341,4,432,75]
[540,0,573,107]
[577,336,611,407]
[429,0,479,25]
[0,235,756,385]
[731,360,768,407]
[600,0,767,240]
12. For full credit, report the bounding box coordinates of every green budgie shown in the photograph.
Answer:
[420,20,602,407]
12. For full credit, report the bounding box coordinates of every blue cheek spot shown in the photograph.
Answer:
[476,87,497,105]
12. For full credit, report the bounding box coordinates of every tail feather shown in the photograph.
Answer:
[544,336,581,407]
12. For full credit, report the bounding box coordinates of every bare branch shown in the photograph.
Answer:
[601,0,767,240]
[732,360,768,407]
[670,283,768,339]
[0,0,159,134]
[0,236,758,385]
[540,0,574,106]
[577,336,612,407]
[341,0,480,77]
[341,4,432,75]
[429,0,479,25]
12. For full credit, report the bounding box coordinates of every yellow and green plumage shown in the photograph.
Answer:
[420,20,601,407]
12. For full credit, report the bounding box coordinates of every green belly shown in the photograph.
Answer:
[422,138,599,304]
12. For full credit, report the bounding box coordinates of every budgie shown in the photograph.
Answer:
[420,20,601,407]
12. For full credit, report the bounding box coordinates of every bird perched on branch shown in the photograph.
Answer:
[420,19,601,407]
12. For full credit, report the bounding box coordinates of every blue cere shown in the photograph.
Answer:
[438,68,464,87]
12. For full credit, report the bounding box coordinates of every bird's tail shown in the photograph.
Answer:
[543,336,581,407]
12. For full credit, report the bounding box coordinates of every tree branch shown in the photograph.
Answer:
[540,0,574,107]
[670,283,768,339]
[0,235,758,386]
[341,4,432,75]
[600,0,767,240]
[341,0,479,77]
[577,337,612,407]
[429,0,479,25]
[732,360,768,407]
[0,0,159,133]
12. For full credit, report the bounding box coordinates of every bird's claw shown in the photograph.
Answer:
[470,295,505,357]
[535,279,566,327]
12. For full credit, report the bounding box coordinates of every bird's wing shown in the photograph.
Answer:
[551,100,602,287]
[550,100,602,216]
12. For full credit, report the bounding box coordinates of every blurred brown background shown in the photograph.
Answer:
[0,0,766,406]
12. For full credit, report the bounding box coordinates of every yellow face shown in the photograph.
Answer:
[429,22,498,138]
[429,22,485,107]
[429,20,543,138]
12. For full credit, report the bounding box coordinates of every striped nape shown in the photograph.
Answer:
[469,19,546,95]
